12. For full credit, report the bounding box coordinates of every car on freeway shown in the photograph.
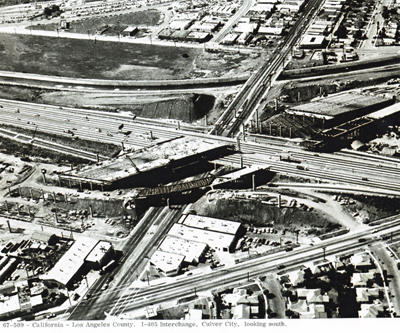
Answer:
[101,283,109,291]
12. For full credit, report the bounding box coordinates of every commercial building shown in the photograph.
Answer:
[178,214,242,236]
[168,223,236,252]
[233,22,259,34]
[221,33,239,45]
[40,237,98,289]
[169,19,193,30]
[258,26,283,36]
[287,92,394,127]
[121,26,138,37]
[299,34,327,49]
[159,235,208,264]
[150,250,185,277]
[84,240,115,270]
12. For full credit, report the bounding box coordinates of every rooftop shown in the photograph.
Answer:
[41,237,98,286]
[289,92,392,117]
[84,240,113,263]
[159,235,208,263]
[168,223,236,251]
[178,214,241,235]
[150,250,185,274]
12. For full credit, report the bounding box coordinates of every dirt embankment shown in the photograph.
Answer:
[190,195,340,236]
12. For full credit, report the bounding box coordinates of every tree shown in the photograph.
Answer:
[335,25,348,39]
[354,29,363,39]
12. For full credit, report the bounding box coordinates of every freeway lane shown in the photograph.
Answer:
[4,98,400,193]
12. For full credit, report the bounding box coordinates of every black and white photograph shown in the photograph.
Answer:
[0,0,399,329]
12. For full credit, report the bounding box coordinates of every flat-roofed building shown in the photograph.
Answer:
[150,250,185,277]
[84,240,115,270]
[169,19,193,30]
[186,31,211,43]
[258,26,283,35]
[179,214,242,236]
[299,34,327,49]
[233,22,258,34]
[221,33,239,45]
[121,26,138,37]
[159,235,208,264]
[168,224,236,252]
[40,237,98,289]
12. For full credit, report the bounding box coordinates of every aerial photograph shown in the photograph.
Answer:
[0,0,400,326]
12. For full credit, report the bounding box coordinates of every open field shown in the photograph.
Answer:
[0,33,262,80]
[0,34,201,80]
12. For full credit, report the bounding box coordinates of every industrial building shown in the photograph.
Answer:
[84,241,115,270]
[40,237,98,289]
[150,250,185,277]
[158,235,208,265]
[59,137,234,191]
[121,26,138,37]
[167,214,244,253]
[178,214,242,236]
[286,92,395,128]
[307,102,400,151]
[299,34,327,49]
[168,223,237,252]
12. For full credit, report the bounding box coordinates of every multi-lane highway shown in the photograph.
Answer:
[68,205,185,320]
[68,217,400,318]
[3,98,400,194]
[210,0,325,137]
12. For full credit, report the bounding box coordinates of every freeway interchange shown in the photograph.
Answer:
[1,0,400,322]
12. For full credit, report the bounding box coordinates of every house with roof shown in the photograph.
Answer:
[359,300,385,318]
[356,288,381,303]
[352,272,375,287]
[296,288,329,304]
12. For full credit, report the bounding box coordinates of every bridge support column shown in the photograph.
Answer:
[90,182,93,191]
[5,201,9,213]
[79,181,82,192]
[252,174,256,191]
[236,137,241,151]
[269,123,272,135]
[278,194,281,208]
[289,127,292,138]
[240,156,243,168]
